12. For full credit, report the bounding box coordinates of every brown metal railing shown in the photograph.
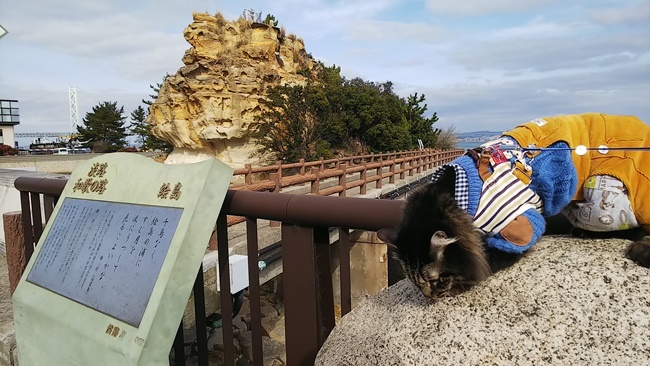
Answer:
[230,149,460,193]
[10,149,464,366]
[224,149,462,227]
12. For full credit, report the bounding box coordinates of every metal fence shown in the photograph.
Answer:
[11,149,464,366]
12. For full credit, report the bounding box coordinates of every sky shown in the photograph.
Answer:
[1,0,649,146]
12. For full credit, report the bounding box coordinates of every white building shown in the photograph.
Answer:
[0,99,20,148]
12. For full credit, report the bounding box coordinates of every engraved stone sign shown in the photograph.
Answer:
[27,198,183,327]
[12,154,233,366]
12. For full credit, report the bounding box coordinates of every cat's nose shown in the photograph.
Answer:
[422,269,439,281]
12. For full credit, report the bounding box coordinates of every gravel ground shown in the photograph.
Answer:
[0,254,13,326]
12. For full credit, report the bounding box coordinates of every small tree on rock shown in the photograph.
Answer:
[140,77,174,152]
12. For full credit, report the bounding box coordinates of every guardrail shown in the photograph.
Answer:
[230,149,461,194]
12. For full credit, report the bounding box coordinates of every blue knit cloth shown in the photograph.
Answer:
[527,141,578,216]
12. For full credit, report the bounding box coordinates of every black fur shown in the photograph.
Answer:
[378,167,496,299]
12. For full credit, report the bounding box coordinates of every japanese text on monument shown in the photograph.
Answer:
[27,198,183,327]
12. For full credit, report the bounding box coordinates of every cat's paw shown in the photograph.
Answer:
[625,239,650,268]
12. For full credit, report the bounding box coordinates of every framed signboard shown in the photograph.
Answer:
[13,153,233,365]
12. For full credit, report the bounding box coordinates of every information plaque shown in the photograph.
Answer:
[27,198,183,327]
[12,153,234,366]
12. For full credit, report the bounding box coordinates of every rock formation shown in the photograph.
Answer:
[147,12,319,167]
[315,237,650,365]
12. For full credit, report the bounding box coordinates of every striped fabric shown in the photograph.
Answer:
[473,162,543,235]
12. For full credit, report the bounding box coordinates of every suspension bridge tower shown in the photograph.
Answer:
[68,85,79,134]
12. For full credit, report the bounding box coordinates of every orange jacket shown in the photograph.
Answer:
[504,113,650,227]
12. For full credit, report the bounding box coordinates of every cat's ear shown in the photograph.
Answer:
[429,230,456,259]
[377,228,398,246]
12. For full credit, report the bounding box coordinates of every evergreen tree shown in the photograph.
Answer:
[252,66,443,161]
[253,83,330,163]
[130,105,148,147]
[142,77,166,106]
[139,76,174,152]
[77,101,128,152]
[263,14,278,27]
[405,93,440,148]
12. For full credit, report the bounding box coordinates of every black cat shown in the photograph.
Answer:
[378,166,650,299]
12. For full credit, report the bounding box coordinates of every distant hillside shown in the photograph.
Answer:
[455,131,502,142]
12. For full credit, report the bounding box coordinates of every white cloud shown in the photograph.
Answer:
[590,1,650,25]
[448,34,649,73]
[347,20,445,43]
[425,0,554,15]
[491,17,590,40]
[405,62,650,132]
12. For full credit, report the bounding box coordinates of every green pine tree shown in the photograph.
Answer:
[77,101,128,152]
[130,105,148,148]
[139,76,174,152]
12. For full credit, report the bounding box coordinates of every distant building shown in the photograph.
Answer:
[0,99,20,148]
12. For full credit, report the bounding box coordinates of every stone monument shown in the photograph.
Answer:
[12,153,233,365]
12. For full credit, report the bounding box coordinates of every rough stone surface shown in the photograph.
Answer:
[2,213,24,295]
[148,12,319,168]
[0,323,17,366]
[316,236,650,366]
[0,254,17,366]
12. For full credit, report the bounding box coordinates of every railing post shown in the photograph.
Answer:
[416,155,422,174]
[408,156,414,177]
[338,228,352,316]
[310,167,320,195]
[360,162,367,195]
[282,224,334,366]
[276,160,283,183]
[246,218,264,365]
[216,213,235,365]
[338,163,347,197]
[319,157,325,171]
[269,173,282,227]
[270,173,281,194]
[389,156,396,184]
[245,163,253,185]
[399,154,406,180]
[299,159,305,175]
[193,265,209,366]
[19,191,34,261]
[376,156,383,189]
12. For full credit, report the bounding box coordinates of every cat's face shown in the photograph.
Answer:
[378,168,490,299]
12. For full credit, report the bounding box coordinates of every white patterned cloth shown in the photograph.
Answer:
[563,175,639,231]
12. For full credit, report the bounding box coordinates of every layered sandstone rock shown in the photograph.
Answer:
[147,12,319,167]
